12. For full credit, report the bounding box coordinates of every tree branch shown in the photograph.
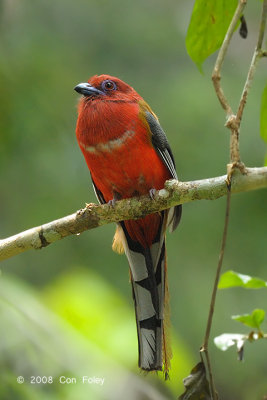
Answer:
[0,167,266,263]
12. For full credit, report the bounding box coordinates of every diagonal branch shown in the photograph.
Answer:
[236,0,267,127]
[212,0,247,117]
[0,167,266,263]
[212,0,267,164]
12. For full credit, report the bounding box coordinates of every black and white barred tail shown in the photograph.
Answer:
[113,206,181,374]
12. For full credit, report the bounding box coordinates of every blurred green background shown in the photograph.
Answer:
[0,0,266,399]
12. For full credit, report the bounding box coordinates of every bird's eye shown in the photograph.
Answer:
[102,80,117,91]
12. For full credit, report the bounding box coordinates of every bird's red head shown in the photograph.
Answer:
[74,74,142,103]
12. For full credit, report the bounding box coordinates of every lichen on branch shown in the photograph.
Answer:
[0,166,266,263]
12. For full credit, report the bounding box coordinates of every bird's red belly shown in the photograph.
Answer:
[79,135,170,202]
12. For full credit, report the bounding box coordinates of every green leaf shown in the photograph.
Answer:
[232,309,265,330]
[186,0,238,70]
[214,333,246,351]
[218,270,267,289]
[260,83,267,152]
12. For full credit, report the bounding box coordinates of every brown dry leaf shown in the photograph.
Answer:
[178,362,211,400]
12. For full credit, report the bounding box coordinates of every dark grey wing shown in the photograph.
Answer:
[145,111,182,231]
[145,111,177,180]
[90,174,106,204]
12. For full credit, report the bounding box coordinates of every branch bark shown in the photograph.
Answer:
[0,166,266,263]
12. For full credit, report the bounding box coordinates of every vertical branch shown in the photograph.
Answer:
[201,1,267,399]
[225,115,241,164]
[212,0,247,164]
[200,188,231,400]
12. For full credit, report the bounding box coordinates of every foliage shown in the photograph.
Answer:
[186,0,238,70]
[215,271,267,366]
[218,270,267,289]
[232,309,265,330]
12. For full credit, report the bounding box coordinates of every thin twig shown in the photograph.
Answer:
[213,0,267,164]
[212,0,247,116]
[200,187,231,400]
[236,0,267,126]
[256,0,267,50]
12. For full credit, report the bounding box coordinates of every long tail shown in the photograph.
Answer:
[114,211,172,373]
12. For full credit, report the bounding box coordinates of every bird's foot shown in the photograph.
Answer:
[149,188,157,200]
[108,191,122,207]
[108,198,117,207]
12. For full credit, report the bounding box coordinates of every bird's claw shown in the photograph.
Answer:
[149,188,157,200]
[108,191,122,207]
[108,198,117,207]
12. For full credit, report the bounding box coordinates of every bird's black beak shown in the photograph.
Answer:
[74,82,104,97]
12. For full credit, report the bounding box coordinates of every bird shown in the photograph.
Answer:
[74,74,182,376]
